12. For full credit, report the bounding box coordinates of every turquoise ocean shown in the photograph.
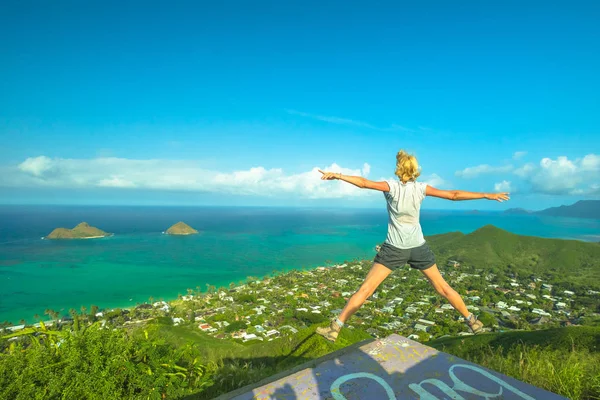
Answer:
[1,205,599,324]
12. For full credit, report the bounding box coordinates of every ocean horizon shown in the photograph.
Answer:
[1,205,599,324]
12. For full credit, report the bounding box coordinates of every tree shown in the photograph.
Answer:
[478,312,496,327]
[225,320,247,333]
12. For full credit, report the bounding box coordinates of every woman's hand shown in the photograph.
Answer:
[319,170,342,180]
[486,192,510,202]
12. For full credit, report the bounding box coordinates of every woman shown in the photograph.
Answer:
[316,150,510,342]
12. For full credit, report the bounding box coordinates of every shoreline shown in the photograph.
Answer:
[2,257,356,328]
[43,234,113,240]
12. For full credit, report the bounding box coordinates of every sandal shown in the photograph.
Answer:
[316,319,342,342]
[465,313,484,334]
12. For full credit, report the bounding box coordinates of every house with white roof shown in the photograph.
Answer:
[279,325,298,334]
[563,290,575,296]
[532,308,551,316]
[242,333,263,342]
[265,329,280,338]
[153,301,170,312]
[414,323,430,332]
[496,301,508,309]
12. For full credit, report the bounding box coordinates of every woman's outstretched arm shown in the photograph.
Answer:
[426,186,510,202]
[319,170,390,192]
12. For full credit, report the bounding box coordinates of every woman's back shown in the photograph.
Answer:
[384,179,427,249]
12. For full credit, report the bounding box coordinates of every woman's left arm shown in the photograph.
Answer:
[319,170,390,192]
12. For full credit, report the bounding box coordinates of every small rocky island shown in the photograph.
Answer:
[46,222,110,239]
[165,222,199,235]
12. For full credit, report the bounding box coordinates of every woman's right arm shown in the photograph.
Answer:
[426,186,510,202]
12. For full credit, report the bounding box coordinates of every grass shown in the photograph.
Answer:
[154,322,600,399]
[430,326,600,399]
[149,321,372,399]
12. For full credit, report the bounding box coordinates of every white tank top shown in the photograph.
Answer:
[383,179,427,249]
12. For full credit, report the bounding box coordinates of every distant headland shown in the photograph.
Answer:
[504,200,600,219]
[45,222,110,239]
[165,222,199,235]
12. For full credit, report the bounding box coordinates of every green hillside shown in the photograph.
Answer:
[430,327,600,399]
[427,225,600,285]
[148,321,371,399]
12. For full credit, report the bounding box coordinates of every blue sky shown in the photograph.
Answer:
[1,1,598,210]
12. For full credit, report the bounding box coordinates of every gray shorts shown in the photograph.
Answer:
[374,242,436,271]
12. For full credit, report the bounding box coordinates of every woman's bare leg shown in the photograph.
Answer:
[420,264,470,317]
[338,263,392,323]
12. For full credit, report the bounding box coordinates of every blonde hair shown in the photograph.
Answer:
[395,150,421,183]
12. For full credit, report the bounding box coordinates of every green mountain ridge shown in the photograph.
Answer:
[426,225,600,285]
[504,200,600,219]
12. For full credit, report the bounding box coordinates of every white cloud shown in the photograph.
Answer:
[286,109,415,132]
[18,155,54,177]
[97,176,137,188]
[581,154,600,171]
[514,163,535,178]
[361,163,371,177]
[512,151,527,160]
[494,180,512,192]
[455,164,514,179]
[516,154,599,195]
[420,173,448,188]
[4,156,383,199]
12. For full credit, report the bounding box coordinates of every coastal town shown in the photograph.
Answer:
[4,256,599,344]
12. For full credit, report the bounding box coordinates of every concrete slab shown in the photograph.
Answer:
[219,334,567,400]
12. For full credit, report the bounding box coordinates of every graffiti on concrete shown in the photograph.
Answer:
[330,364,536,400]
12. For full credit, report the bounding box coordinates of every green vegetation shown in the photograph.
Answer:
[3,226,600,399]
[46,222,109,239]
[0,318,369,400]
[430,327,600,399]
[427,225,600,286]
[166,222,199,235]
